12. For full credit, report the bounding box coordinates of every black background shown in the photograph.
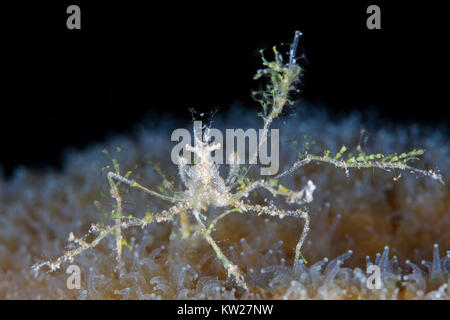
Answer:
[1,299,446,318]
[1,1,448,177]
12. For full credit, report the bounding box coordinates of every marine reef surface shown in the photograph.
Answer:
[0,104,448,299]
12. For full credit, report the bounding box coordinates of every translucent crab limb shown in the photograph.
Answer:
[276,158,312,179]
[206,208,243,235]
[247,31,303,169]
[107,172,179,203]
[233,180,277,200]
[192,209,249,291]
[294,211,310,268]
[235,202,310,269]
[107,171,179,267]
[149,161,175,193]
[31,203,183,275]
[289,30,302,66]
[107,171,181,266]
[225,152,240,185]
[277,154,444,183]
[233,179,315,206]
[31,223,118,275]
[107,171,125,267]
